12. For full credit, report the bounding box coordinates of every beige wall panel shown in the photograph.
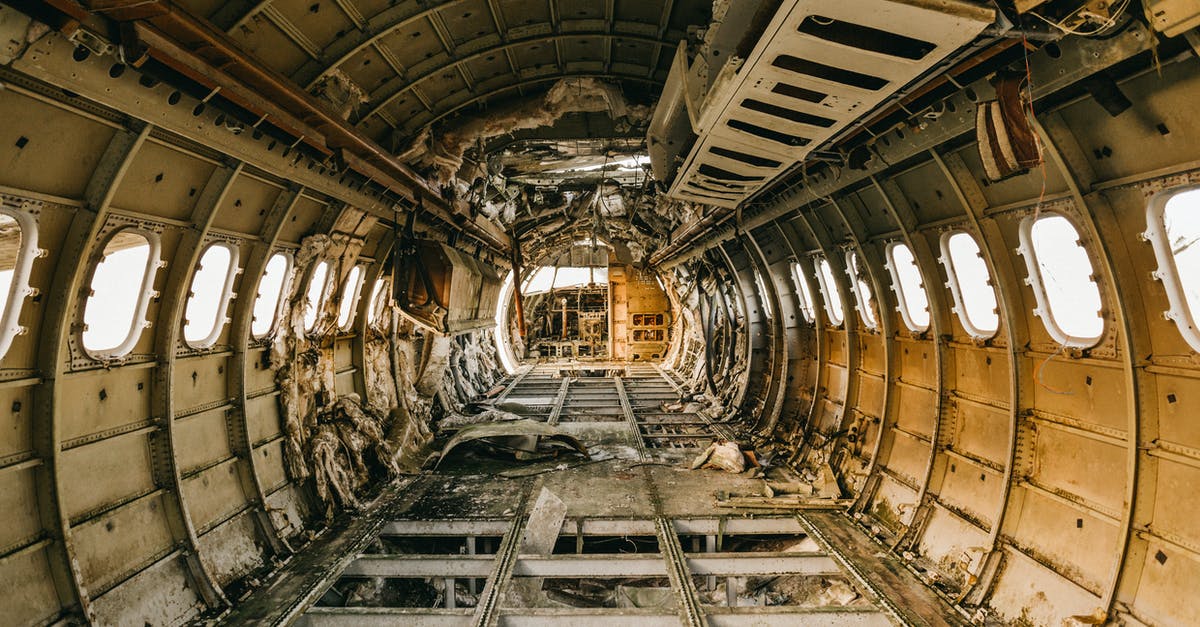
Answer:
[894,383,936,438]
[0,385,34,460]
[276,196,328,245]
[173,353,232,412]
[0,90,115,198]
[884,430,929,485]
[826,329,846,366]
[1030,359,1127,432]
[938,458,1003,525]
[953,347,1008,401]
[89,553,200,626]
[897,339,936,388]
[858,336,884,374]
[60,366,154,444]
[825,364,847,403]
[245,347,278,392]
[988,547,1102,626]
[181,458,247,531]
[1155,372,1200,450]
[198,512,264,586]
[211,175,281,235]
[1009,487,1121,591]
[174,409,232,474]
[856,374,884,419]
[256,439,289,491]
[0,465,41,553]
[73,492,175,592]
[110,141,216,221]
[1031,426,1125,513]
[246,393,283,444]
[1132,537,1200,626]
[61,433,155,518]
[917,506,990,581]
[872,474,918,531]
[1149,460,1200,549]
[0,546,63,626]
[952,401,1009,465]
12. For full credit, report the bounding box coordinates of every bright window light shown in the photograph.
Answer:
[251,252,290,338]
[941,231,999,338]
[367,278,389,325]
[790,261,816,323]
[337,265,365,329]
[753,269,773,318]
[1146,187,1200,351]
[847,251,877,329]
[523,266,608,293]
[816,257,844,326]
[887,243,930,332]
[83,230,158,357]
[183,243,238,347]
[303,261,330,332]
[1020,214,1104,346]
[0,209,37,361]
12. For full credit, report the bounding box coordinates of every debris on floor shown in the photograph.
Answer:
[690,440,747,473]
[434,419,590,466]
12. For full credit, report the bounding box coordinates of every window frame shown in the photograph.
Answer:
[939,230,999,340]
[337,264,367,331]
[788,259,817,323]
[752,267,773,319]
[1017,212,1105,348]
[367,277,390,327]
[80,227,162,360]
[1146,186,1200,351]
[183,241,241,349]
[846,250,878,330]
[885,242,931,333]
[251,251,294,340]
[815,256,845,327]
[0,207,39,362]
[302,260,333,334]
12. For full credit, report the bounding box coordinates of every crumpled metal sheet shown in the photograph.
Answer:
[435,419,590,467]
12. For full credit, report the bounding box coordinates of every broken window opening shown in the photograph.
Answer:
[82,229,160,358]
[367,277,390,326]
[1146,186,1200,351]
[847,251,877,329]
[337,265,366,330]
[0,208,37,361]
[1019,213,1104,347]
[815,257,844,326]
[789,260,817,323]
[753,268,773,319]
[303,260,331,333]
[940,231,999,339]
[251,252,291,339]
[183,242,239,348]
[886,242,930,332]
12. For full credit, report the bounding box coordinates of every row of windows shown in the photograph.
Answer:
[784,209,1136,349]
[0,216,392,361]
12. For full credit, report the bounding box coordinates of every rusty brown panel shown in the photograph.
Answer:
[172,353,232,413]
[72,492,176,593]
[197,513,263,586]
[938,459,1003,525]
[255,440,289,492]
[988,547,1102,623]
[87,549,200,625]
[0,465,42,551]
[246,394,282,444]
[885,431,930,485]
[856,374,885,418]
[897,338,937,387]
[59,367,154,444]
[858,335,885,374]
[275,195,327,245]
[0,386,34,459]
[825,328,847,366]
[0,89,117,199]
[111,142,218,221]
[1029,359,1127,432]
[1008,487,1122,592]
[825,363,847,403]
[953,346,1008,401]
[952,401,1010,466]
[894,383,936,438]
[1133,537,1200,625]
[60,433,156,519]
[1030,426,1126,513]
[211,175,283,235]
[180,459,248,531]
[174,410,234,475]
[0,546,62,625]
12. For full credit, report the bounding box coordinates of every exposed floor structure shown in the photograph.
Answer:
[228,366,961,625]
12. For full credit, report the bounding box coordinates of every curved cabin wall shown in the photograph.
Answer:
[0,47,501,625]
[661,46,1200,627]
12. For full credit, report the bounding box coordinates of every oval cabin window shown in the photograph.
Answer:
[337,265,365,330]
[1146,187,1200,351]
[183,242,239,348]
[0,209,38,361]
[789,261,816,323]
[82,229,160,358]
[367,278,389,326]
[303,261,331,333]
[816,257,844,326]
[252,252,291,338]
[887,243,930,332]
[1019,214,1104,346]
[847,251,877,329]
[941,231,999,339]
